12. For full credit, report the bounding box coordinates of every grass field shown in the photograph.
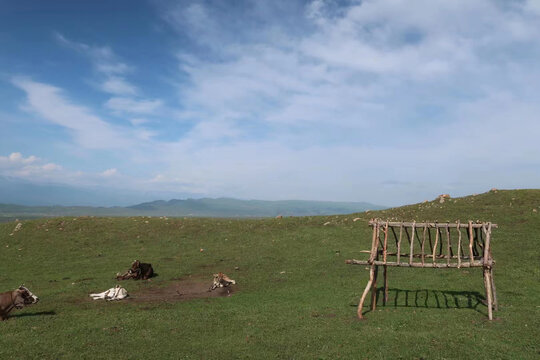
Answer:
[1,190,539,359]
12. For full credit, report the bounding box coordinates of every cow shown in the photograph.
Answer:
[89,285,128,301]
[116,260,154,280]
[0,285,39,321]
[208,272,236,292]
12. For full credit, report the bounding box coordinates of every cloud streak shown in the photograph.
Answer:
[55,32,132,76]
[55,33,163,115]
[11,77,150,149]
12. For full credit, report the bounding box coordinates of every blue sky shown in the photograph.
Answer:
[1,0,540,206]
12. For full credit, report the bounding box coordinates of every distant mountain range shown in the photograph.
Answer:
[0,198,385,221]
[0,176,197,207]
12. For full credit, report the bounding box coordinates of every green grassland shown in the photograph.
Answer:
[1,190,539,359]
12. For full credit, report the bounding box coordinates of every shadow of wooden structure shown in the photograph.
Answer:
[346,219,498,320]
[376,288,486,314]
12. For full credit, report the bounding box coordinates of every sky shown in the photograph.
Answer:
[1,0,540,207]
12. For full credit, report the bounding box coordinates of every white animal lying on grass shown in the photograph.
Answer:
[89,285,128,301]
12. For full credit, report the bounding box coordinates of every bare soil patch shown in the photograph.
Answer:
[127,278,236,303]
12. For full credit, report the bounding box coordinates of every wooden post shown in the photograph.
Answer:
[490,268,498,311]
[371,264,379,310]
[483,268,493,320]
[357,264,375,319]
[383,265,388,306]
[486,222,498,311]
[383,221,389,306]
[482,223,493,320]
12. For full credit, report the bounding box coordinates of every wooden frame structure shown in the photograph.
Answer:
[346,219,498,320]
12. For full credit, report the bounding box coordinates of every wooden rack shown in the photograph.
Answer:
[346,219,498,320]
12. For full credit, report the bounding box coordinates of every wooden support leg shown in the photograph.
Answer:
[483,268,493,320]
[371,265,379,311]
[357,264,375,319]
[383,265,388,306]
[490,268,498,311]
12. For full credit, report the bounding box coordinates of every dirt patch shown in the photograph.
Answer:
[126,278,236,303]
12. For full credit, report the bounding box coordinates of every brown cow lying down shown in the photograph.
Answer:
[208,272,236,292]
[116,260,154,280]
[0,285,39,321]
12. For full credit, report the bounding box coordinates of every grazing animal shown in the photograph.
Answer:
[89,285,128,301]
[116,260,154,280]
[209,272,236,291]
[0,285,39,320]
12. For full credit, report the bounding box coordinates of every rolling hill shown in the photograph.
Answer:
[0,197,385,222]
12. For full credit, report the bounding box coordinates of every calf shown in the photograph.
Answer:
[209,272,236,291]
[0,285,39,321]
[116,260,154,280]
[89,285,128,301]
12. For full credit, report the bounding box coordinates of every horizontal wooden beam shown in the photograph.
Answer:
[346,259,489,268]
[368,220,498,229]
[359,250,484,260]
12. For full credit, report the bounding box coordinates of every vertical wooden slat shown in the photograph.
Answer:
[432,223,439,264]
[483,223,492,266]
[383,221,389,264]
[409,221,416,265]
[456,220,462,268]
[473,228,480,257]
[397,223,403,264]
[369,221,379,263]
[427,225,433,255]
[421,225,427,266]
[446,223,451,266]
[468,221,474,262]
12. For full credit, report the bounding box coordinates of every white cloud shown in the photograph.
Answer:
[129,118,149,126]
[0,152,63,179]
[12,77,135,149]
[105,97,163,114]
[55,32,131,75]
[6,152,38,164]
[0,152,141,190]
[55,33,142,99]
[101,168,119,177]
[0,152,38,167]
[55,33,166,117]
[101,77,137,95]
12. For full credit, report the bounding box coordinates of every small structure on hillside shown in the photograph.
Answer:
[346,219,498,320]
